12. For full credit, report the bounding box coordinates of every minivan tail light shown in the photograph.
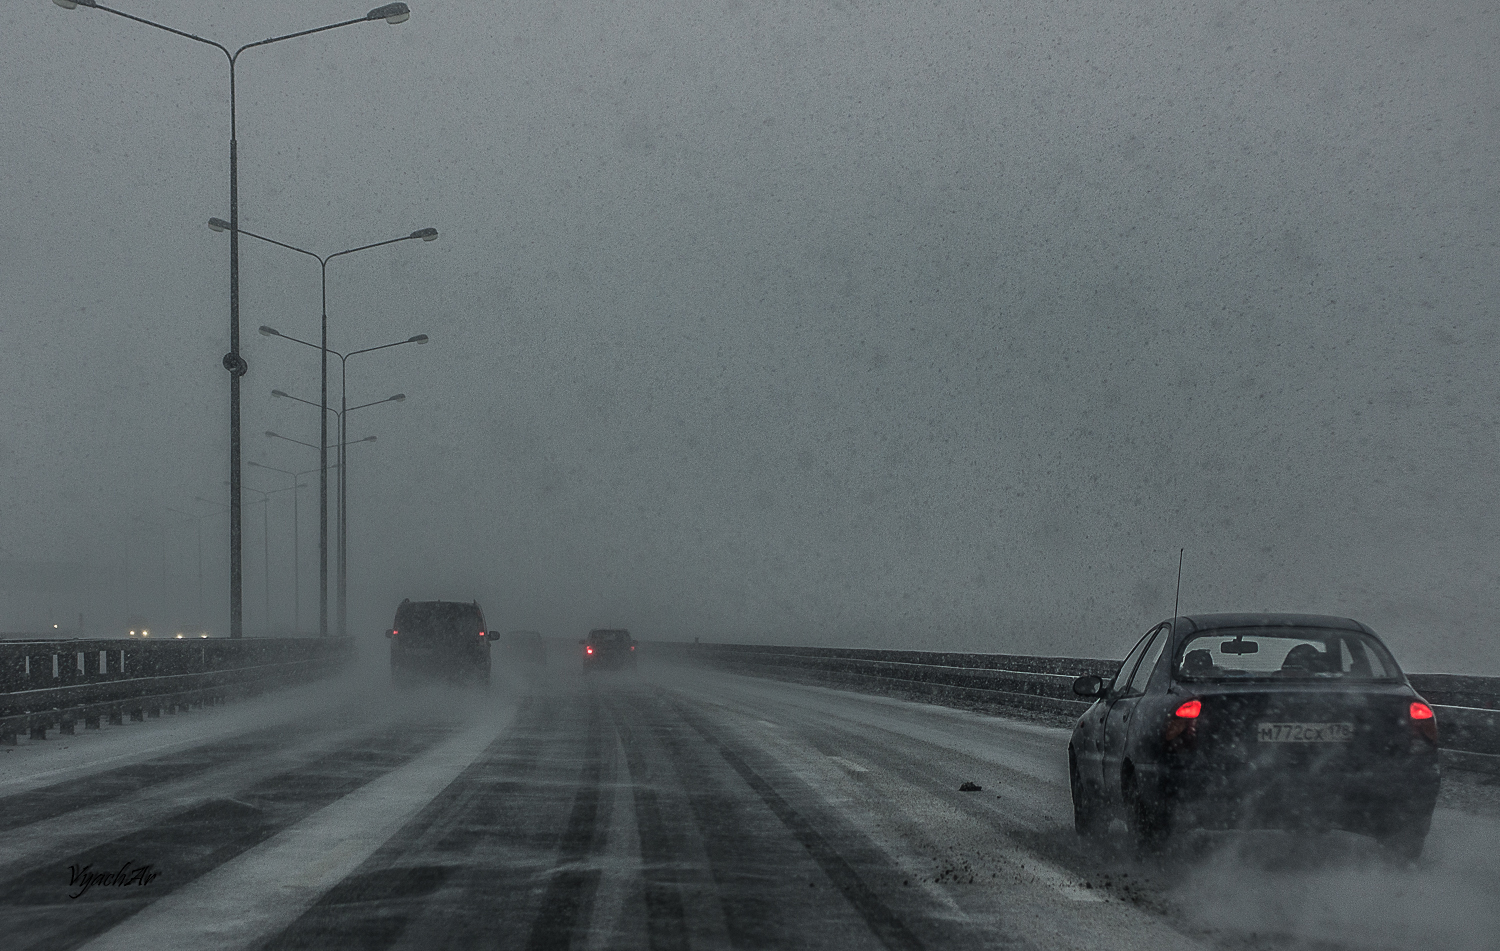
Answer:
[1174,699,1202,719]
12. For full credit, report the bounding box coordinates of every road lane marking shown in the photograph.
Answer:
[583,726,643,951]
[76,700,518,951]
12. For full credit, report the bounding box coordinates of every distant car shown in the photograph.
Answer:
[1068,613,1440,859]
[581,628,636,670]
[387,599,494,686]
[506,630,547,665]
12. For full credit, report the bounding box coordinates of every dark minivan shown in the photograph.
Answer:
[387,599,494,686]
[1068,613,1440,859]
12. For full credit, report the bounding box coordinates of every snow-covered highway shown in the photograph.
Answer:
[2,663,1497,951]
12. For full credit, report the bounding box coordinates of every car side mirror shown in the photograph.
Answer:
[486,631,497,640]
[1072,674,1105,698]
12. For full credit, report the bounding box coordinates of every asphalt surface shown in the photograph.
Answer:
[1,661,1497,951]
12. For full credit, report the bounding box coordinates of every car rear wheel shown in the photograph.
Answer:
[1374,825,1427,863]
[1069,749,1106,837]
[1123,766,1171,852]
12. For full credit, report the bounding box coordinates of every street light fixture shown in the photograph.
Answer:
[217,224,436,637]
[260,326,426,635]
[368,3,412,23]
[54,2,413,637]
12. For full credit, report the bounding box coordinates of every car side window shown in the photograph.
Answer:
[1125,625,1169,695]
[1112,627,1157,695]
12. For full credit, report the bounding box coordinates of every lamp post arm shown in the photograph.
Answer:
[326,234,417,266]
[266,432,321,452]
[232,226,325,265]
[275,390,340,416]
[233,17,369,61]
[265,328,323,353]
[345,338,417,360]
[346,396,403,413]
[87,3,232,62]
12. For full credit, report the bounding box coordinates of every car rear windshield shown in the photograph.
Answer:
[1174,627,1402,683]
[394,603,483,639]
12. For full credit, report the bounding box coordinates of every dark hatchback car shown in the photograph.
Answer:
[581,628,637,670]
[387,599,494,686]
[1068,613,1440,858]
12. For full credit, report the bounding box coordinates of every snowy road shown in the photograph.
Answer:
[2,662,1498,950]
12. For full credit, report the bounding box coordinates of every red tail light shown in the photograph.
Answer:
[1407,700,1439,746]
[1164,698,1202,749]
[630,645,636,651]
[586,646,593,655]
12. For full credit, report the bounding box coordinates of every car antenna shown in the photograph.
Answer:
[1173,547,1185,618]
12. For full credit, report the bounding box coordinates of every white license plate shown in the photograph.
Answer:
[1256,722,1354,743]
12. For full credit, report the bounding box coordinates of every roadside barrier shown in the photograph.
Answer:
[0,637,351,744]
[656,642,1500,768]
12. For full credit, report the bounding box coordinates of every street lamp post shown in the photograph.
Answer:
[271,388,404,601]
[197,490,281,636]
[262,329,426,635]
[262,433,372,635]
[271,386,407,637]
[54,0,415,638]
[239,485,274,635]
[165,506,211,630]
[264,428,376,629]
[212,222,436,637]
[248,462,316,635]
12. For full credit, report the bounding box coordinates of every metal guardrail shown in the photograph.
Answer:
[0,637,351,743]
[656,642,1500,763]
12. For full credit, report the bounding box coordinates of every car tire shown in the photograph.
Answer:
[1069,749,1106,838]
[1374,826,1427,863]
[1123,766,1171,852]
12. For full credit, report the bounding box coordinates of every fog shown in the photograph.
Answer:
[1165,825,1500,951]
[2,1,1497,674]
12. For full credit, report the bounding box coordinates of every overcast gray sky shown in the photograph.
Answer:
[2,0,1498,673]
